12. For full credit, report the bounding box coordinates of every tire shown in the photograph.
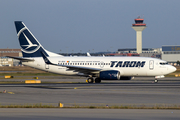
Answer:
[95,78,101,83]
[87,77,94,83]
[154,79,158,83]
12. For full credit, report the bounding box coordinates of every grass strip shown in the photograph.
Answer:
[0,72,178,78]
[0,104,180,109]
[0,73,63,76]
[0,103,57,108]
[0,81,83,84]
[64,105,180,109]
[0,81,25,84]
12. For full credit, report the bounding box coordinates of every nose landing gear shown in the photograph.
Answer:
[154,79,158,83]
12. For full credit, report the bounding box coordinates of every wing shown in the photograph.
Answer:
[40,52,101,75]
[61,65,101,74]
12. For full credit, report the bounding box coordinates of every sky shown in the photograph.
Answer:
[0,0,180,53]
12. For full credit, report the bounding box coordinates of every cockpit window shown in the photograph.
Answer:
[160,62,168,65]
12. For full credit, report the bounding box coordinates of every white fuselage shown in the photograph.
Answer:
[22,56,176,77]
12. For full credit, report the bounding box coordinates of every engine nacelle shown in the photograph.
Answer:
[99,70,120,80]
[120,76,132,80]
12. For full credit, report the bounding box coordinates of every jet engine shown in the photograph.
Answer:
[99,70,120,80]
[119,76,132,80]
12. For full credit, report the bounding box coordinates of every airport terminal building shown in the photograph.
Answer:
[117,48,161,54]
[0,49,22,66]
[116,46,180,64]
[162,45,180,64]
[115,48,162,59]
[1,46,180,66]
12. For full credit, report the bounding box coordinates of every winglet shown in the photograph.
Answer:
[40,51,52,64]
[87,52,91,57]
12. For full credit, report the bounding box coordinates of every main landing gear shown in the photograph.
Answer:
[86,77,94,83]
[86,77,101,83]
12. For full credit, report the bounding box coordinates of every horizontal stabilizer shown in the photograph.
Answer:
[6,56,34,62]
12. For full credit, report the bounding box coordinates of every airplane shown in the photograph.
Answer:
[8,21,176,83]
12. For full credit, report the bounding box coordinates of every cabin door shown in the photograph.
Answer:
[149,60,154,70]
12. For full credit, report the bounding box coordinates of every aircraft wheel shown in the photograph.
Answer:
[87,77,94,83]
[95,78,101,83]
[154,79,158,83]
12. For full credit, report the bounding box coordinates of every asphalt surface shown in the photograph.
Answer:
[0,108,180,120]
[0,77,180,119]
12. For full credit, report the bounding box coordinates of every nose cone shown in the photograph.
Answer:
[169,66,177,73]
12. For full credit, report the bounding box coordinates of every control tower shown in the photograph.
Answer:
[132,17,146,54]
